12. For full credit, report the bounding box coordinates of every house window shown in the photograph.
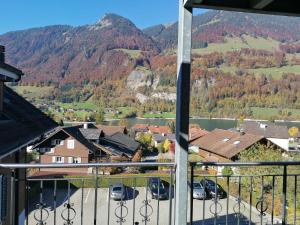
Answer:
[52,156,64,163]
[40,147,50,153]
[0,175,7,221]
[67,140,75,149]
[68,157,81,163]
[51,139,62,146]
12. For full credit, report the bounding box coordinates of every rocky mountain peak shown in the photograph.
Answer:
[94,13,136,29]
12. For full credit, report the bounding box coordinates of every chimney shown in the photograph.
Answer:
[0,46,4,63]
[83,123,88,129]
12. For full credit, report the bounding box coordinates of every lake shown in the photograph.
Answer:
[105,118,300,131]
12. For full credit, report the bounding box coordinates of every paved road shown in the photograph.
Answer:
[27,187,279,225]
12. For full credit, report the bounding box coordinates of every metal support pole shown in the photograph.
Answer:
[282,165,287,225]
[175,0,193,224]
[190,164,194,224]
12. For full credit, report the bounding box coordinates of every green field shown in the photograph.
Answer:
[251,107,300,119]
[58,102,98,111]
[114,48,142,59]
[193,35,279,54]
[11,85,54,101]
[214,64,300,79]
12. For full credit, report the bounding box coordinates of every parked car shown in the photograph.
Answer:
[148,177,168,200]
[200,179,227,199]
[192,182,206,199]
[110,183,126,200]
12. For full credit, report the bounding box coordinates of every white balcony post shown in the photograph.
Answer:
[175,0,193,225]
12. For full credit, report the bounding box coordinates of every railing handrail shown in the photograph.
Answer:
[1,161,300,169]
[192,161,300,166]
[0,161,175,169]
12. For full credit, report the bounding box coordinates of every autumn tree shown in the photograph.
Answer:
[288,127,299,138]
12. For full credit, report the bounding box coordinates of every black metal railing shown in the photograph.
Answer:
[1,161,300,225]
[0,162,175,225]
[189,161,300,225]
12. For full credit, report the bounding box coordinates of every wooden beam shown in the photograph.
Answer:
[251,0,274,9]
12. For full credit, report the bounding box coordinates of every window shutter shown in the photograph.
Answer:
[61,157,64,163]
[60,140,64,146]
[52,156,56,163]
[68,157,73,163]
[78,157,81,163]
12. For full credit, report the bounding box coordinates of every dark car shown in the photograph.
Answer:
[148,177,168,200]
[200,179,227,199]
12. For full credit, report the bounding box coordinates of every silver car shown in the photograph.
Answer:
[193,182,206,200]
[110,183,126,200]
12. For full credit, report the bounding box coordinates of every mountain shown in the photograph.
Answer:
[3,11,300,121]
[2,11,300,85]
[0,13,159,85]
[144,10,300,49]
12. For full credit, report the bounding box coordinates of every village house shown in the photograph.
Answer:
[191,129,271,163]
[132,124,171,136]
[240,121,299,152]
[99,132,140,160]
[191,129,276,174]
[34,125,107,174]
[0,45,58,225]
[34,124,140,174]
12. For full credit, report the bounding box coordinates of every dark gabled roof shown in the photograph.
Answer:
[100,132,140,157]
[0,86,58,157]
[79,128,103,140]
[34,125,101,153]
[152,133,176,142]
[240,121,289,139]
[193,129,264,159]
[60,126,99,152]
[152,134,168,142]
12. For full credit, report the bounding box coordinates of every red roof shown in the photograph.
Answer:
[132,124,149,129]
[189,127,209,142]
[148,125,171,134]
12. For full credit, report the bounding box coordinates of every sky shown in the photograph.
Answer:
[0,0,207,35]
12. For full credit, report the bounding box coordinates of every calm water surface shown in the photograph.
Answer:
[105,118,300,131]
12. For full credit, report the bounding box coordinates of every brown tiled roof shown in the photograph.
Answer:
[193,129,263,159]
[0,86,58,157]
[240,121,289,139]
[148,125,171,134]
[189,127,210,142]
[96,125,127,136]
[132,124,149,129]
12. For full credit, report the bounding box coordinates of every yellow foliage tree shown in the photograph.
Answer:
[288,127,299,138]
[162,139,171,153]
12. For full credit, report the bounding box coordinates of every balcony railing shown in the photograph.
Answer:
[1,161,300,225]
[189,162,300,225]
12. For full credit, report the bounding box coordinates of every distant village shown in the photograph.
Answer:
[28,120,300,176]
